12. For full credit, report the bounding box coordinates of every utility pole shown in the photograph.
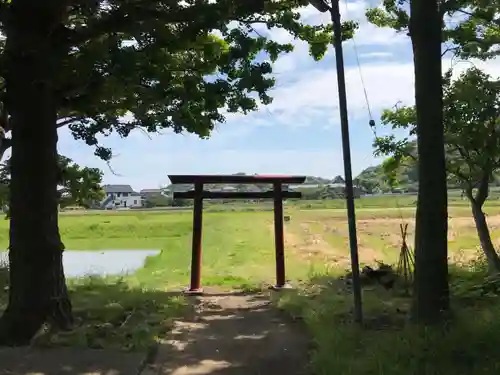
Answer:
[308,0,363,324]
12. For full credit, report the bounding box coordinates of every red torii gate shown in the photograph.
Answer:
[168,174,306,294]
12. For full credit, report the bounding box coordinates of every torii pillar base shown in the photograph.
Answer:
[183,287,204,296]
[269,282,294,291]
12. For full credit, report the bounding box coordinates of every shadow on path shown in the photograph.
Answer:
[0,285,310,375]
[0,347,146,375]
[148,288,310,375]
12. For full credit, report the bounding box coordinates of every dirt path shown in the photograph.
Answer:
[145,289,310,375]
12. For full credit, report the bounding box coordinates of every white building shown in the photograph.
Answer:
[101,184,143,209]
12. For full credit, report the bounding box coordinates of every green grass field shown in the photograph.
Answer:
[1,197,500,373]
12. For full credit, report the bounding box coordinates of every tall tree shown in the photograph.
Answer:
[2,0,73,344]
[409,0,450,324]
[367,0,499,324]
[443,69,500,273]
[0,0,357,344]
[376,68,500,273]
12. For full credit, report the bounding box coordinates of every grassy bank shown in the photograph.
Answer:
[273,205,500,374]
[1,204,500,364]
[274,263,500,375]
[0,210,318,350]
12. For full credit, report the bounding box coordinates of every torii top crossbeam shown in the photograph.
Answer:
[168,174,307,185]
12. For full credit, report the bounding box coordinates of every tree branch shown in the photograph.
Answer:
[69,6,204,46]
[475,168,490,206]
[69,2,267,47]
[0,138,11,162]
[440,0,500,29]
[449,164,469,182]
[442,46,458,57]
[0,115,83,163]
[453,144,476,175]
[456,9,500,27]
[439,0,460,15]
[464,185,475,203]
[57,116,84,128]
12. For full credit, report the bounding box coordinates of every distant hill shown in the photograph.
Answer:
[304,176,331,184]
[355,162,419,193]
[164,168,422,194]
[354,151,500,193]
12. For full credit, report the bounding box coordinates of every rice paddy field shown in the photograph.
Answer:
[2,196,500,374]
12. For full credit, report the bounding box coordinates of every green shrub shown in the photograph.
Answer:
[274,267,500,375]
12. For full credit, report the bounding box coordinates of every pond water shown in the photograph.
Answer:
[0,249,160,278]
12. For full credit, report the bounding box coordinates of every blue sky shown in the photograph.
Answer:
[56,0,500,191]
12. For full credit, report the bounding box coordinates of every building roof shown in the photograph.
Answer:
[103,184,135,193]
[140,189,163,194]
[328,183,362,188]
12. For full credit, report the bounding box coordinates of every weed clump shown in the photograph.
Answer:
[275,253,500,375]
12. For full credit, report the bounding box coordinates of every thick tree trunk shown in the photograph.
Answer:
[470,201,500,273]
[0,0,73,346]
[409,0,450,324]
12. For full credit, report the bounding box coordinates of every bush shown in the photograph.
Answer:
[274,265,500,375]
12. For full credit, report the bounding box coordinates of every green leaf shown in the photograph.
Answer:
[366,0,499,59]
[374,67,500,201]
[0,155,104,215]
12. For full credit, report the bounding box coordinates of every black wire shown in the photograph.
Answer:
[340,0,377,138]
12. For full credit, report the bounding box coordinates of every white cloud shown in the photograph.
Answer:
[70,54,499,190]
[359,51,394,59]
[205,1,500,132]
[268,0,408,73]
[267,61,416,127]
[59,0,500,187]
[446,58,500,78]
[252,56,500,130]
[97,149,379,190]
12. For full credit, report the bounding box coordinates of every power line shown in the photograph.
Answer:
[340,0,377,138]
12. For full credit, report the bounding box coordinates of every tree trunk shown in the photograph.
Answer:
[0,0,73,346]
[470,201,500,273]
[409,0,450,324]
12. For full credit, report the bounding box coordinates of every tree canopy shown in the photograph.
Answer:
[374,67,500,272]
[374,68,500,194]
[0,0,357,161]
[366,0,500,59]
[0,155,103,214]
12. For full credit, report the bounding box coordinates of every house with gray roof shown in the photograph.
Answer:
[101,184,143,209]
